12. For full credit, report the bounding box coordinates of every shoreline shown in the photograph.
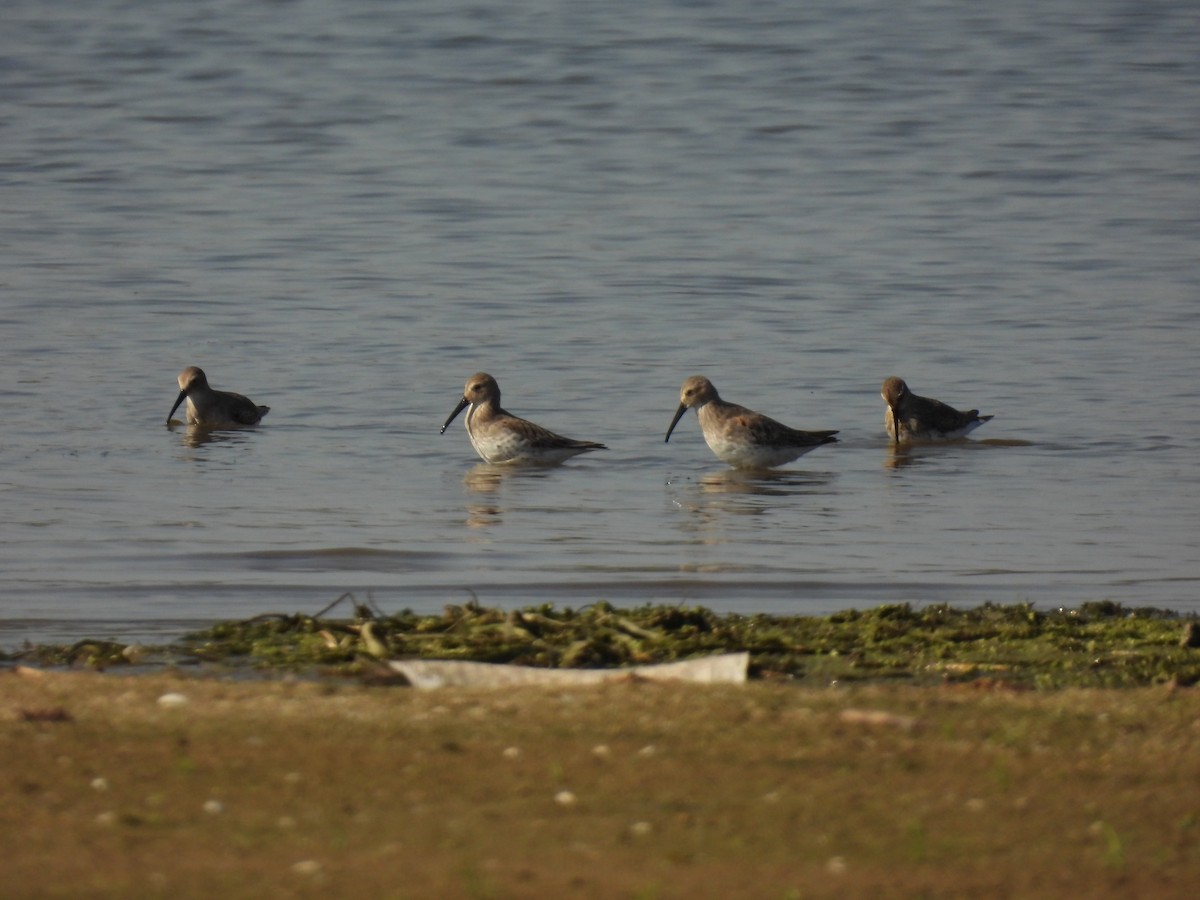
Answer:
[6,599,1199,690]
[4,600,1199,897]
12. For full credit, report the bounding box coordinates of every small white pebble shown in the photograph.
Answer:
[629,821,653,837]
[554,790,577,807]
[156,692,188,708]
[292,860,322,877]
[502,746,521,760]
[203,799,224,815]
[95,811,117,827]
[591,744,611,758]
[637,744,657,757]
[761,791,781,804]
[91,777,109,792]
[826,856,848,875]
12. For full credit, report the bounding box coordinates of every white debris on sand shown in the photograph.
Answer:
[389,653,749,689]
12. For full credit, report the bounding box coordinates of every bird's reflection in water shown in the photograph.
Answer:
[670,467,836,523]
[883,436,1030,470]
[463,464,508,495]
[884,441,922,471]
[170,422,258,450]
[461,463,560,528]
[462,464,507,528]
[697,468,832,497]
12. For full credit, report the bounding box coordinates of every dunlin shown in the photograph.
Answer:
[880,376,992,442]
[440,372,607,465]
[664,375,838,469]
[166,366,269,427]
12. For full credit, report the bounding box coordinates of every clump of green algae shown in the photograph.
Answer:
[9,597,1199,689]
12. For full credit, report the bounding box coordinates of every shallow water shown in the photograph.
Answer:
[3,0,1200,647]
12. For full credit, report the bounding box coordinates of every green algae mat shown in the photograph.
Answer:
[13,599,1200,690]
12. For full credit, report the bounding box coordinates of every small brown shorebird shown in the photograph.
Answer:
[880,376,992,442]
[664,375,838,470]
[166,366,269,427]
[440,372,607,465]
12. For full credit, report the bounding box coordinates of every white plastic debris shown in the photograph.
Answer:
[388,653,749,689]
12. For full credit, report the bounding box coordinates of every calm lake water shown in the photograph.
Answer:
[3,0,1199,647]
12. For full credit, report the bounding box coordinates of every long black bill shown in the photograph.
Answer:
[890,407,901,444]
[664,403,689,443]
[440,396,470,434]
[166,390,187,425]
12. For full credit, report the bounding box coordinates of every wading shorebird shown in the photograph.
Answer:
[664,375,838,470]
[440,372,607,465]
[880,376,992,442]
[166,366,269,427]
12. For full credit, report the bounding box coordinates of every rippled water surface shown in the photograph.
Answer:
[3,0,1199,645]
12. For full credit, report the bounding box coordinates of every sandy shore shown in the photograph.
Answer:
[3,667,1198,899]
